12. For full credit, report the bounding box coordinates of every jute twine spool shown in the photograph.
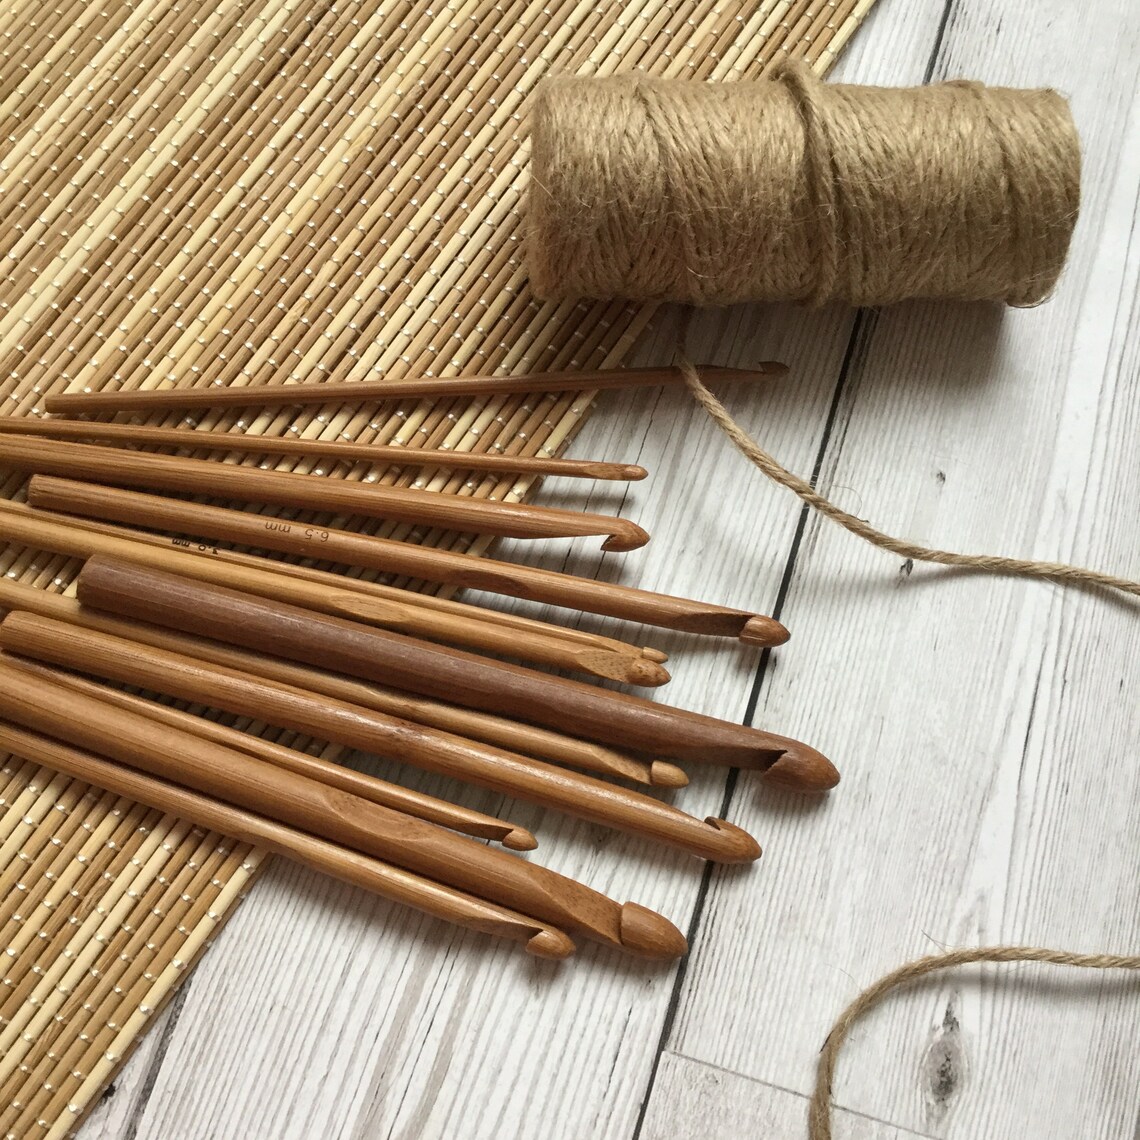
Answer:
[528,64,1081,307]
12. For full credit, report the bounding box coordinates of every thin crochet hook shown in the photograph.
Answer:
[42,365,788,414]
[0,435,650,552]
[0,417,648,482]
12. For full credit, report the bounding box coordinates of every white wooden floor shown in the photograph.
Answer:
[77,2,1140,1137]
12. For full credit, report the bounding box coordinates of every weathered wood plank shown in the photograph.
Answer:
[73,1004,178,1140]
[662,3,1140,1138]
[641,1053,932,1140]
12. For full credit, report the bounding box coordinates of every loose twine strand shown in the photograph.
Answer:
[678,343,1140,1133]
[676,351,1140,598]
[808,946,1140,1139]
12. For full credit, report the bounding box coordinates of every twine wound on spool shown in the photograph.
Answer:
[529,64,1081,307]
[809,945,1140,1140]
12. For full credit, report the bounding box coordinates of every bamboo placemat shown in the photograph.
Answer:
[0,1,876,1134]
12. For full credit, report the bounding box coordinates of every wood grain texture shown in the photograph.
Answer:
[660,3,1140,1139]
[71,2,1140,1139]
[18,482,670,686]
[640,1054,930,1140]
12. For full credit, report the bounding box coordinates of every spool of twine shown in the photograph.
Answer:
[528,64,1081,307]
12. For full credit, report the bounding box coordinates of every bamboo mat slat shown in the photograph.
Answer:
[0,1,877,1134]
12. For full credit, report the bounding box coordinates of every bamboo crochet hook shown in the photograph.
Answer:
[0,652,549,889]
[0,612,763,862]
[42,364,787,413]
[0,496,669,686]
[3,655,536,850]
[0,418,648,481]
[0,579,686,789]
[0,722,575,959]
[22,480,788,645]
[0,661,686,960]
[0,435,650,551]
[74,557,838,790]
[19,485,670,668]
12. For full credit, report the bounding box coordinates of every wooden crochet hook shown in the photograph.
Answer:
[19,486,671,667]
[0,722,575,959]
[0,661,686,960]
[74,557,838,790]
[0,418,648,481]
[0,612,763,863]
[21,480,788,645]
[43,364,787,413]
[0,495,669,686]
[3,655,536,850]
[0,579,686,789]
[0,436,649,551]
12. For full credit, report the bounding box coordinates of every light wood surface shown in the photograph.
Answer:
[0,435,651,550]
[639,1054,923,1140]
[76,3,1140,1139]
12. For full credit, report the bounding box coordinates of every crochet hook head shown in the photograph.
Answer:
[760,741,840,793]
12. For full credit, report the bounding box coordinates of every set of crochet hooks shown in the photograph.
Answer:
[0,362,835,961]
